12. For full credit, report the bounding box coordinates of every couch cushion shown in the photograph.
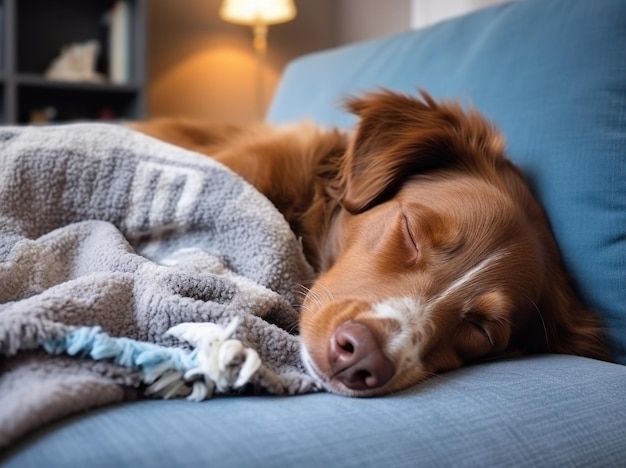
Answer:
[268,0,626,364]
[3,355,626,467]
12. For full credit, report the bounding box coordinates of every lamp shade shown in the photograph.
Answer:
[220,0,297,26]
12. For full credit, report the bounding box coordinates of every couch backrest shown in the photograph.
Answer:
[267,0,626,364]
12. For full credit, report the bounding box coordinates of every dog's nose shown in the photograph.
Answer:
[329,321,395,391]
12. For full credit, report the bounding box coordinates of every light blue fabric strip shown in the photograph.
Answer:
[42,327,199,385]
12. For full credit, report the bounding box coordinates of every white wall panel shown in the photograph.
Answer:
[411,0,517,29]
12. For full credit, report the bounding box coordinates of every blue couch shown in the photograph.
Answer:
[3,0,625,466]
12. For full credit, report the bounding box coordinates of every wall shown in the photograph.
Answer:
[147,0,337,125]
[336,0,412,45]
[334,0,516,44]
[146,0,517,124]
[411,0,516,28]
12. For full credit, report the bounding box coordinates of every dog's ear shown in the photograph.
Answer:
[540,258,614,359]
[523,287,613,362]
[341,90,441,213]
[512,222,613,362]
[341,90,505,213]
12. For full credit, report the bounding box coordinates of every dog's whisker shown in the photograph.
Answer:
[318,285,335,304]
[298,301,317,315]
[299,285,330,311]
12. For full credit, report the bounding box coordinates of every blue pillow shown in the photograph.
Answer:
[268,0,626,363]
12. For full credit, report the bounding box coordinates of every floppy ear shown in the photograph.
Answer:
[515,226,613,362]
[341,90,445,213]
[528,278,613,361]
[340,89,505,213]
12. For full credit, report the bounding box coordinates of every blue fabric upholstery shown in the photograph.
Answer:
[269,0,626,364]
[3,356,626,467]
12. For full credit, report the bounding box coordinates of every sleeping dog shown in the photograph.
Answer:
[130,90,612,396]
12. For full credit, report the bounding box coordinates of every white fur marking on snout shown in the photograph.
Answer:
[373,297,429,357]
[369,253,506,365]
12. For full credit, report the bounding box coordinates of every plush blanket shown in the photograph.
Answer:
[0,123,316,447]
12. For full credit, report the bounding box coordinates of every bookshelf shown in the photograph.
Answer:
[0,0,146,124]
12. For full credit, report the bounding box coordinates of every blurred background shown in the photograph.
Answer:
[0,0,511,126]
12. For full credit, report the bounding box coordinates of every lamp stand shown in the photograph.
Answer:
[252,22,267,120]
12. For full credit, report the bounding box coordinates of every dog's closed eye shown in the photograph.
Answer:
[402,214,419,265]
[465,314,495,347]
[459,292,513,359]
[457,313,499,360]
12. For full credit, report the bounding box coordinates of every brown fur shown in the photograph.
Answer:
[130,90,612,397]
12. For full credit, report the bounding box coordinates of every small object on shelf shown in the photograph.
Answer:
[98,107,116,121]
[109,0,131,84]
[2,0,145,124]
[44,39,106,83]
[29,106,57,124]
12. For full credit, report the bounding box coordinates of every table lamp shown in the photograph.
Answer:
[219,0,297,118]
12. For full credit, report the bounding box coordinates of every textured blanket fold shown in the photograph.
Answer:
[0,123,316,447]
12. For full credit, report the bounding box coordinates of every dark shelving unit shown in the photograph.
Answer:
[0,0,146,124]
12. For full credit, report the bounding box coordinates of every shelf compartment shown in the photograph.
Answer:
[0,0,145,124]
[16,73,141,93]
[16,0,120,79]
[17,83,141,124]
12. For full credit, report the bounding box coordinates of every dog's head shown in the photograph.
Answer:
[299,90,611,397]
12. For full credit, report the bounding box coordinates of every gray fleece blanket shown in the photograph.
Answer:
[0,123,316,448]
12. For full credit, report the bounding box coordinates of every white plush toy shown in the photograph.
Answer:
[45,39,106,83]
[159,319,262,400]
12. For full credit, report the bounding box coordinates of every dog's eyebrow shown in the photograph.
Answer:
[433,252,507,304]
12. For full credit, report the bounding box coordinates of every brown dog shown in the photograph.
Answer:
[130,90,612,396]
